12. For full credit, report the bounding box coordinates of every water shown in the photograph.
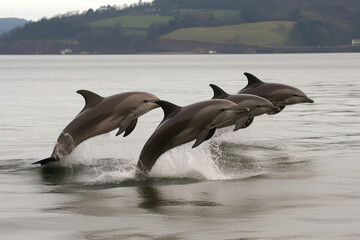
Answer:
[0,54,359,239]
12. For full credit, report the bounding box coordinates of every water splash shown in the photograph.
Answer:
[24,128,274,185]
[150,141,226,180]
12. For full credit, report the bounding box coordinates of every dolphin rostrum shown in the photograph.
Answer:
[136,99,249,175]
[238,72,314,114]
[33,90,159,165]
[210,84,280,130]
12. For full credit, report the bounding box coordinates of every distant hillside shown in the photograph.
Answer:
[0,18,27,34]
[162,21,295,47]
[1,0,360,54]
[90,15,173,29]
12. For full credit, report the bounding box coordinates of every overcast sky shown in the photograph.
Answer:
[1,0,152,21]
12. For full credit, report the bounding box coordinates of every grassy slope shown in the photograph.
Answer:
[174,9,239,18]
[90,15,173,29]
[162,21,295,47]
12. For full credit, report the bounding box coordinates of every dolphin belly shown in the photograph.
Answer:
[76,111,124,140]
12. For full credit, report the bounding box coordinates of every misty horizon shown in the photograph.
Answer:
[1,0,151,21]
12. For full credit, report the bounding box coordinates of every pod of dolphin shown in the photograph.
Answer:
[33,72,314,177]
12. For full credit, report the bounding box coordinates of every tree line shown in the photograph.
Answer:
[1,0,359,53]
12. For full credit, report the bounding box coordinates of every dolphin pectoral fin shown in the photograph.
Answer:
[32,157,58,166]
[234,117,248,131]
[278,105,285,112]
[123,118,138,137]
[243,117,254,129]
[234,117,254,131]
[116,115,134,136]
[192,127,216,148]
[268,105,285,115]
[204,127,216,141]
[234,117,247,131]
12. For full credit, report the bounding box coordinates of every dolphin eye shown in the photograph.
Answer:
[143,100,148,103]
[220,108,225,112]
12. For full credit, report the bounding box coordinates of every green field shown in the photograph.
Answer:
[174,9,239,18]
[90,15,173,29]
[162,21,295,47]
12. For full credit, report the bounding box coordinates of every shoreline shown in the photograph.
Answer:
[1,39,360,55]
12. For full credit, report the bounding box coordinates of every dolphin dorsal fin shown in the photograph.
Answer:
[244,72,263,87]
[76,90,103,114]
[209,84,229,99]
[155,100,181,122]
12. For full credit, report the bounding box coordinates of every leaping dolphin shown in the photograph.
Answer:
[33,90,159,165]
[238,72,314,114]
[136,99,249,175]
[210,84,280,130]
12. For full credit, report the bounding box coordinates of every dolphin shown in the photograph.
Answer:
[238,72,314,114]
[33,90,159,165]
[210,84,280,130]
[136,99,249,175]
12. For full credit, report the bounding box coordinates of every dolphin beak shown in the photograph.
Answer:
[305,97,314,103]
[272,106,281,113]
[147,99,161,109]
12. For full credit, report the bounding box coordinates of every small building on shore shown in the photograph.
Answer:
[352,39,360,46]
[60,48,72,55]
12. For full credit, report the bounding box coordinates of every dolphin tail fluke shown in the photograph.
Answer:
[32,157,58,166]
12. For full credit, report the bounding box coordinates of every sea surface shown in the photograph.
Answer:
[0,54,359,240]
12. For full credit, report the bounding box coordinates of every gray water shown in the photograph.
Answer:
[0,54,359,240]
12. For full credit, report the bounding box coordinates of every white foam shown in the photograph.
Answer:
[48,128,264,184]
[61,133,139,166]
[149,141,226,180]
[83,165,137,184]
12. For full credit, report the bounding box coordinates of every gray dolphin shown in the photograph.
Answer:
[210,84,280,130]
[33,90,159,165]
[136,99,249,175]
[238,72,314,114]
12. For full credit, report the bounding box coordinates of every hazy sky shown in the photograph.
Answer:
[1,0,151,21]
